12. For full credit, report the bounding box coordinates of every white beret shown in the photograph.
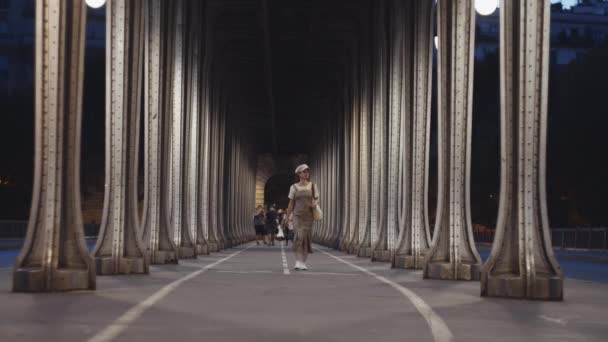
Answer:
[295,164,310,174]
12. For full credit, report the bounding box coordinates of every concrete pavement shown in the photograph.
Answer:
[0,243,607,341]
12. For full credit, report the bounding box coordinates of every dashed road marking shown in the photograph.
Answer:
[215,270,274,274]
[296,271,360,276]
[281,243,290,275]
[539,315,568,325]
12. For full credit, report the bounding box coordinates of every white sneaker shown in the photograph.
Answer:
[294,261,301,270]
[300,263,308,271]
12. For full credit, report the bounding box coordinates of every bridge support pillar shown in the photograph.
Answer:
[481,0,563,301]
[354,21,372,257]
[370,0,390,263]
[423,0,481,281]
[141,0,178,265]
[92,0,149,276]
[169,0,196,259]
[394,0,434,270]
[13,0,95,292]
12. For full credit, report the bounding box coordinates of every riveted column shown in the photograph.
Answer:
[327,109,338,248]
[380,0,407,262]
[225,130,235,246]
[181,0,204,256]
[356,20,373,257]
[330,121,339,247]
[141,0,179,264]
[345,52,361,254]
[92,0,149,275]
[394,0,434,270]
[197,37,213,254]
[424,0,482,281]
[369,0,389,261]
[168,0,196,259]
[339,71,352,251]
[13,0,95,292]
[217,96,228,249]
[206,77,221,252]
[481,0,563,300]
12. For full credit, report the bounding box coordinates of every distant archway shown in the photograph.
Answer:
[264,174,293,210]
[255,153,307,208]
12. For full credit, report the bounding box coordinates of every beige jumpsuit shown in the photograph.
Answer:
[290,183,317,257]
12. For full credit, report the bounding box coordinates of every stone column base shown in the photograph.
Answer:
[339,241,348,252]
[13,268,94,292]
[482,274,563,301]
[95,257,147,275]
[208,242,219,253]
[151,251,178,264]
[348,244,359,255]
[195,244,209,255]
[393,255,424,270]
[425,261,480,281]
[358,247,373,258]
[178,247,196,259]
[371,250,391,262]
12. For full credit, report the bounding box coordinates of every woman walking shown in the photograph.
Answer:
[253,206,266,245]
[286,164,319,270]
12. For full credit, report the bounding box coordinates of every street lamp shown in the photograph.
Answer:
[475,0,498,16]
[86,0,106,9]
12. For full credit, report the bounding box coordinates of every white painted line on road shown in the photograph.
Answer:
[297,271,360,277]
[215,270,275,274]
[316,248,454,342]
[88,244,253,342]
[281,243,290,275]
[539,315,567,325]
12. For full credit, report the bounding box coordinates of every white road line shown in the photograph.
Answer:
[297,271,360,277]
[88,244,253,342]
[539,315,567,325]
[316,248,454,342]
[215,270,275,274]
[281,243,290,275]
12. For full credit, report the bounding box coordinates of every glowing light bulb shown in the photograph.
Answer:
[475,0,498,16]
[86,0,106,9]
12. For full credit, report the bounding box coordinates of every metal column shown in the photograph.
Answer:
[424,0,482,281]
[92,0,149,275]
[13,0,95,292]
[394,0,434,270]
[481,0,563,300]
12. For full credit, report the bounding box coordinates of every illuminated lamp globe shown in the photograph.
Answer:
[475,0,498,16]
[86,0,106,9]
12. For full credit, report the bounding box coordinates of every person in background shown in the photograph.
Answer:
[286,164,319,270]
[276,209,285,241]
[265,205,278,246]
[253,205,266,245]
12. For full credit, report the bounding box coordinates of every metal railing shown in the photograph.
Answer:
[474,227,608,251]
[2,220,607,251]
[0,220,100,239]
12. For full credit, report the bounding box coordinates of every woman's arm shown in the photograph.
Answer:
[310,183,320,208]
[286,199,295,222]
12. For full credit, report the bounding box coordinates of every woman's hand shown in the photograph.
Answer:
[310,199,319,208]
